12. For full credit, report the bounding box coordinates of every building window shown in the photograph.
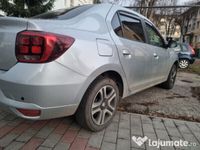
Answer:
[197,21,200,29]
[198,36,200,42]
[195,36,197,42]
[192,23,196,30]
[188,24,191,31]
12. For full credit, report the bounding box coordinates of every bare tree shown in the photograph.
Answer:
[156,0,179,37]
[132,0,179,37]
[97,0,134,5]
[93,0,101,3]
[133,0,158,20]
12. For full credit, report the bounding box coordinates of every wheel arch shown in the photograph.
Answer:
[173,60,179,68]
[74,65,129,113]
[165,60,179,81]
[98,70,124,97]
[178,55,191,61]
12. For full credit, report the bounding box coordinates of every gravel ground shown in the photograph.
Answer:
[118,72,200,122]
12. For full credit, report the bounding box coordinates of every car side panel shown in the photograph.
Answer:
[106,7,163,94]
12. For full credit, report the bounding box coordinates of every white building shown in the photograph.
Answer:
[53,0,93,10]
[0,10,4,16]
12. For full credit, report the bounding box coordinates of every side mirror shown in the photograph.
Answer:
[168,40,178,48]
[166,37,177,48]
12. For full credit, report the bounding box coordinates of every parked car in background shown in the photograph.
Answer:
[174,43,195,69]
[0,4,178,131]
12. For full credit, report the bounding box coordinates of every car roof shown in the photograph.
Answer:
[84,4,153,24]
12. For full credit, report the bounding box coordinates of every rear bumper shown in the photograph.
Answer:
[0,62,87,120]
[0,89,77,120]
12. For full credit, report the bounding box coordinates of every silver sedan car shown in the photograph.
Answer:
[0,4,178,131]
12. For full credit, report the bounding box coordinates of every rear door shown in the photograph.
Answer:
[109,11,155,91]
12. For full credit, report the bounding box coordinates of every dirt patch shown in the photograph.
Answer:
[118,72,200,122]
[166,93,188,99]
[135,101,159,107]
[118,101,158,114]
[118,103,148,114]
[191,86,200,101]
[181,80,193,83]
[149,113,200,123]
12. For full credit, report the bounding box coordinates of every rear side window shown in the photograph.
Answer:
[32,5,93,20]
[119,14,145,42]
[111,13,123,37]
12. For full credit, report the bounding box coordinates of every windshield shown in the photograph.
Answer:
[32,5,93,20]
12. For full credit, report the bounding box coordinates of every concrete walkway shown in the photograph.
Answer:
[0,110,199,150]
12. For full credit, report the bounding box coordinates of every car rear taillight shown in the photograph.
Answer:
[189,45,195,55]
[16,31,75,63]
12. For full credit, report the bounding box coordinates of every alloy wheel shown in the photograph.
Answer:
[91,85,117,125]
[179,59,189,69]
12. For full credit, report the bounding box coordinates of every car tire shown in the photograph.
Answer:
[160,64,177,89]
[75,76,120,131]
[179,59,189,69]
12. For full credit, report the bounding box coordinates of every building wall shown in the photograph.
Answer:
[53,0,93,10]
[184,7,200,49]
[53,0,69,10]
[0,10,4,16]
[72,0,93,6]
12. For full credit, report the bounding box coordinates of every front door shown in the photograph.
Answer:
[144,22,170,81]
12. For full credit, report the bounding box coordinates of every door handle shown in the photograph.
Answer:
[122,50,131,56]
[153,53,159,59]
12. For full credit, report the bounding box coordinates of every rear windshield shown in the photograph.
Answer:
[32,5,93,20]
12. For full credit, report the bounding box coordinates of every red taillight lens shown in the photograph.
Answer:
[189,45,195,55]
[16,31,75,63]
[17,108,41,117]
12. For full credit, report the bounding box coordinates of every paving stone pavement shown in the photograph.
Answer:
[0,109,199,150]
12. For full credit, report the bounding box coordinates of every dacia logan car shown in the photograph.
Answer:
[0,4,178,131]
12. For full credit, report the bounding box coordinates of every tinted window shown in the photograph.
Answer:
[145,23,164,47]
[32,5,93,20]
[119,14,145,42]
[112,13,123,37]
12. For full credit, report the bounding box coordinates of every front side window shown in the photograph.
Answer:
[119,14,145,42]
[145,23,164,47]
